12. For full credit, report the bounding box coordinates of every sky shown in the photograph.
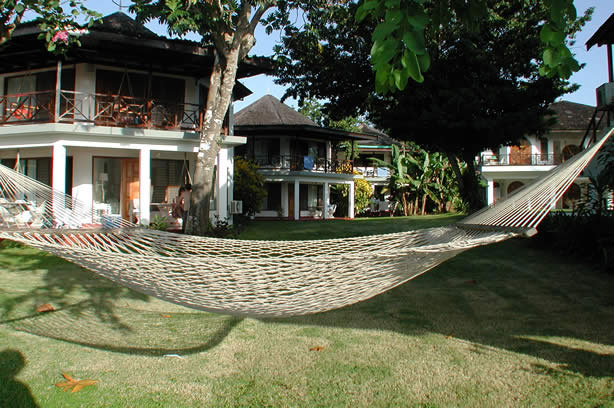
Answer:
[82,0,612,112]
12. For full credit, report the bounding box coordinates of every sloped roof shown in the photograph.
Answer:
[234,95,317,127]
[549,100,595,131]
[356,123,399,146]
[95,12,160,40]
[1,12,271,78]
[587,13,614,50]
[234,95,374,141]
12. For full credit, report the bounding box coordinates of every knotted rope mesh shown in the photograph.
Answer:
[0,128,611,317]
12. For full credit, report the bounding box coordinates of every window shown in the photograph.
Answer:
[262,183,281,211]
[299,184,321,210]
[0,158,51,186]
[93,158,122,215]
[151,159,190,203]
[3,69,75,122]
[96,69,184,103]
[355,153,384,167]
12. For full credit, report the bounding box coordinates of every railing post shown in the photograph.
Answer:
[54,60,62,122]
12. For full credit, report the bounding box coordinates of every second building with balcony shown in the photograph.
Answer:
[234,95,371,220]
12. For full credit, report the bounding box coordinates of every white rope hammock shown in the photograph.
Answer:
[0,128,611,317]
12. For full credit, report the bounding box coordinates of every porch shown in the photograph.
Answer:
[0,126,242,228]
[256,173,356,220]
[251,154,353,174]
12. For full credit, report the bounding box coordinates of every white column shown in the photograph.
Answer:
[72,150,93,216]
[75,63,95,120]
[486,178,495,205]
[52,143,66,226]
[348,181,355,219]
[139,148,151,225]
[184,78,198,129]
[323,182,330,219]
[228,103,235,136]
[217,147,230,221]
[54,60,62,121]
[326,141,332,161]
[294,179,300,220]
[281,182,289,218]
[227,147,234,224]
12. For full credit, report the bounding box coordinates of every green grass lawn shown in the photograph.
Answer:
[1,214,614,407]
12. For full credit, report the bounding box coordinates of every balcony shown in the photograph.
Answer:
[0,90,205,131]
[250,154,353,174]
[479,153,561,166]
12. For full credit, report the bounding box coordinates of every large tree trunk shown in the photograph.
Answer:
[186,52,236,235]
[183,3,268,235]
[183,4,268,236]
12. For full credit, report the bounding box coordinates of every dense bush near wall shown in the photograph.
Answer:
[532,213,614,272]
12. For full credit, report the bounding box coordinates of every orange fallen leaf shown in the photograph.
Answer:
[309,346,324,352]
[464,279,477,285]
[55,372,99,393]
[160,314,171,318]
[36,303,55,313]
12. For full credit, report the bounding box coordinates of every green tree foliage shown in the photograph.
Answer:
[356,0,582,94]
[129,0,585,233]
[274,0,591,210]
[371,143,460,215]
[233,157,267,216]
[0,0,99,49]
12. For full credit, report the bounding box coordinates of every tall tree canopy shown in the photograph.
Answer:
[127,0,586,232]
[274,0,592,209]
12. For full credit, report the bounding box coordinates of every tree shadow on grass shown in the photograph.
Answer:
[266,239,614,379]
[0,241,148,331]
[0,242,242,356]
[3,305,243,356]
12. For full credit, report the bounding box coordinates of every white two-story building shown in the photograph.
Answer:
[234,95,373,219]
[0,12,268,228]
[479,100,597,209]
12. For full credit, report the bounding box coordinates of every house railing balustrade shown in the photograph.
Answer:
[0,91,54,123]
[250,154,353,174]
[355,166,390,178]
[0,90,205,131]
[480,153,561,166]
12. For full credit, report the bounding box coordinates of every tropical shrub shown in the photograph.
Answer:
[148,215,169,231]
[234,157,266,216]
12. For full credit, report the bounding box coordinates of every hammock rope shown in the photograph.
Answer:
[0,127,611,317]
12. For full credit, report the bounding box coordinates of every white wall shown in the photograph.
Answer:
[69,147,93,213]
[75,64,96,120]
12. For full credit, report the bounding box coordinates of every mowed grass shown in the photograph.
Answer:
[1,214,613,407]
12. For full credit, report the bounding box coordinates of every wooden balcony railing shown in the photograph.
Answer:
[0,90,205,131]
[250,154,354,174]
[480,153,561,166]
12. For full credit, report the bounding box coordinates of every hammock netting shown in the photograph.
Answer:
[0,128,611,317]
